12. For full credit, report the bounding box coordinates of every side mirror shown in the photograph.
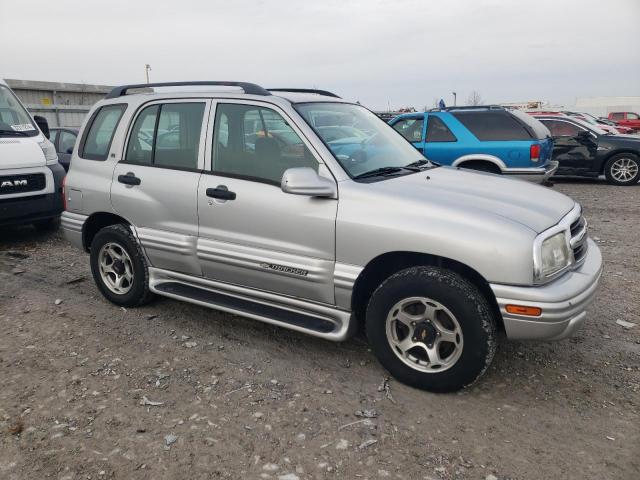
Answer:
[33,115,50,139]
[281,168,336,198]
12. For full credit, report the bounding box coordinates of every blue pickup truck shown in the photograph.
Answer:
[389,106,558,183]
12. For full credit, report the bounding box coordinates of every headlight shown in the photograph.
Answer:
[38,139,59,165]
[534,230,571,283]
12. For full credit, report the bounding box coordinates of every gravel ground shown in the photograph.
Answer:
[0,179,638,480]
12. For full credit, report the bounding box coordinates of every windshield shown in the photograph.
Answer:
[570,116,608,135]
[294,102,426,177]
[0,84,38,137]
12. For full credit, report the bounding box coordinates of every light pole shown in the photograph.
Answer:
[452,91,457,106]
[145,64,152,84]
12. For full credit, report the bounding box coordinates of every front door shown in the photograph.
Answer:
[197,101,338,304]
[391,115,425,154]
[111,100,210,276]
[539,119,598,175]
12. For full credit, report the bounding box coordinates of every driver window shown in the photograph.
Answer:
[392,118,424,142]
[212,103,317,185]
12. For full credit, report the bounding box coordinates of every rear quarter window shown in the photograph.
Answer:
[80,104,127,160]
[452,111,533,141]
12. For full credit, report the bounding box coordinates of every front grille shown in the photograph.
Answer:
[569,215,588,264]
[0,173,46,195]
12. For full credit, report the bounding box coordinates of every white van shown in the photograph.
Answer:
[0,79,65,230]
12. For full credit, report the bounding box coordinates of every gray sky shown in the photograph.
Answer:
[2,0,639,110]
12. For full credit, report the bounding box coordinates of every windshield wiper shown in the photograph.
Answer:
[0,129,29,136]
[353,166,407,179]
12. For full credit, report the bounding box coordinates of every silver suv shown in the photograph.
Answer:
[61,82,603,392]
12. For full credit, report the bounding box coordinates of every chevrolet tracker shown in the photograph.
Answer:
[61,82,603,392]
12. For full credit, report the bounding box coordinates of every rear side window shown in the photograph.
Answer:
[611,112,623,120]
[392,117,424,142]
[540,119,584,137]
[453,111,532,141]
[59,130,77,154]
[426,116,457,142]
[80,104,126,160]
[125,102,205,170]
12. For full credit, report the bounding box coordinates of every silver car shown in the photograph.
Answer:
[61,82,603,392]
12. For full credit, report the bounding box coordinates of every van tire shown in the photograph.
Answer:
[365,266,497,393]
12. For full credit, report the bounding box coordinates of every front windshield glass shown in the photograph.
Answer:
[0,85,38,137]
[294,102,426,177]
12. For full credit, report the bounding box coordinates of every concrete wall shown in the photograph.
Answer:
[4,79,112,128]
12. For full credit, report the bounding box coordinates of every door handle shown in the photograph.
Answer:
[206,186,236,200]
[118,173,141,186]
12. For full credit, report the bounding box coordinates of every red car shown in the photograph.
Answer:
[608,112,640,133]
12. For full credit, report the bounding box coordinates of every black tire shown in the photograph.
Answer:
[90,224,153,307]
[32,217,59,232]
[365,266,497,393]
[604,153,640,186]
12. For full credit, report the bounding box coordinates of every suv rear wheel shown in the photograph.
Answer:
[365,266,497,393]
[90,224,153,307]
[604,153,640,186]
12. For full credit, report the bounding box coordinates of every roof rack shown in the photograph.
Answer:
[432,105,505,112]
[105,81,271,99]
[268,88,341,99]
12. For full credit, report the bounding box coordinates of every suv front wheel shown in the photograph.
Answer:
[90,224,153,307]
[365,266,497,393]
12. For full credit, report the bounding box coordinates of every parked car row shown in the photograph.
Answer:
[389,106,558,183]
[389,106,640,186]
[51,81,603,393]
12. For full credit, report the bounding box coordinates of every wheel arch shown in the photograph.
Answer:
[452,154,505,172]
[82,212,131,252]
[350,251,503,332]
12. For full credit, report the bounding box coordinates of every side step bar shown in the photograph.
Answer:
[148,268,354,341]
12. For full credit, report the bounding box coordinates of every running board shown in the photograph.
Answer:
[148,268,354,341]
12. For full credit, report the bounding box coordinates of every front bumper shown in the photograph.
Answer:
[502,161,559,184]
[491,238,603,341]
[0,163,65,227]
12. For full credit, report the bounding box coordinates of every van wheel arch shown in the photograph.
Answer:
[350,252,503,333]
[82,212,131,252]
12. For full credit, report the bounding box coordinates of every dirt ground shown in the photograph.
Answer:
[0,179,638,480]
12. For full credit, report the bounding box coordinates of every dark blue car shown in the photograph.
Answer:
[389,106,558,183]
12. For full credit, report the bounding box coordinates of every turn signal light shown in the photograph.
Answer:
[530,144,541,162]
[505,304,542,316]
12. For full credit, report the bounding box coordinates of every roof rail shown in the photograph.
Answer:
[434,105,505,112]
[105,81,271,99]
[268,88,341,99]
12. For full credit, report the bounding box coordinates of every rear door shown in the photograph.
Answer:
[111,99,209,276]
[539,119,598,174]
[196,100,338,304]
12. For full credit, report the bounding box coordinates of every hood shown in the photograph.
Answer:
[370,166,575,233]
[0,136,47,169]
